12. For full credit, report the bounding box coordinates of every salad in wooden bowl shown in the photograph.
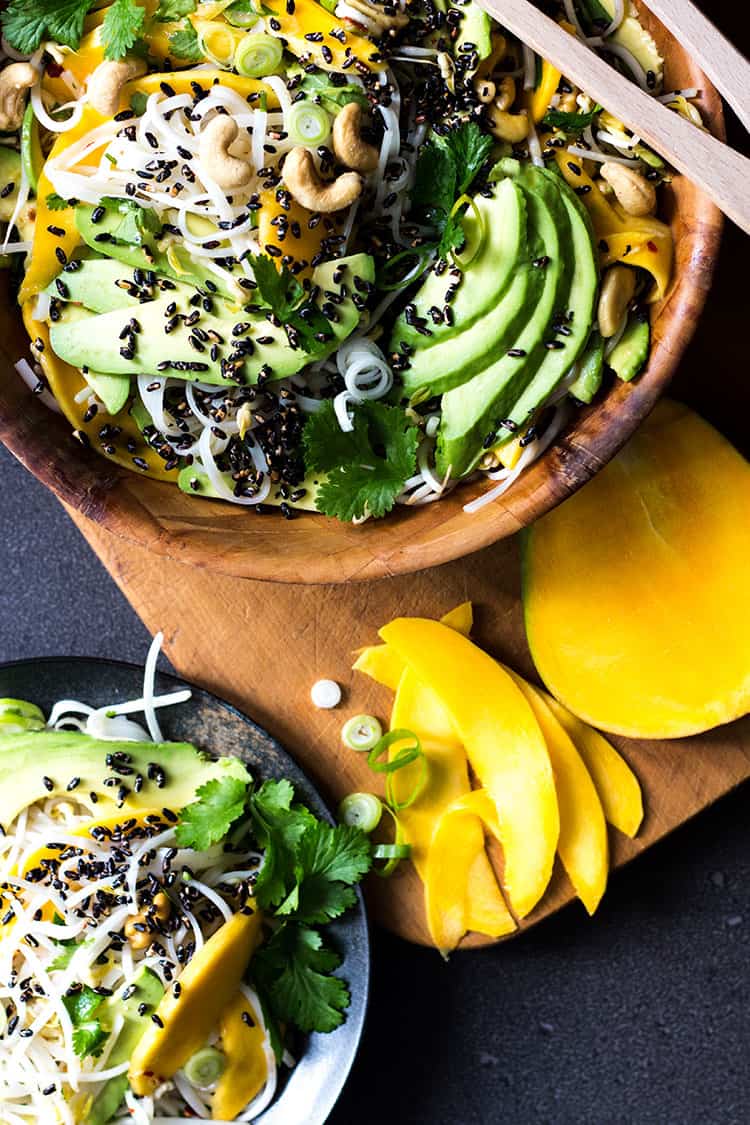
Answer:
[0,0,722,580]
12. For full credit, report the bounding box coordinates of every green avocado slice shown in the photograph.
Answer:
[568,330,605,404]
[0,730,251,825]
[48,254,375,388]
[0,145,21,224]
[401,165,565,401]
[390,177,527,353]
[86,970,165,1125]
[46,258,194,315]
[607,313,650,382]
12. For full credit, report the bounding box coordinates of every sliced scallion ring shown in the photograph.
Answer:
[0,698,45,733]
[386,753,428,811]
[341,713,383,752]
[449,194,486,270]
[224,0,261,28]
[199,25,239,67]
[234,33,284,78]
[372,805,411,878]
[376,247,433,293]
[372,843,411,860]
[367,729,422,773]
[287,101,332,147]
[338,792,383,833]
[184,1046,226,1089]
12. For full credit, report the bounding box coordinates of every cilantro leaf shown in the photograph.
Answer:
[248,779,315,910]
[169,19,203,60]
[412,140,456,216]
[130,91,149,116]
[542,104,602,135]
[46,193,70,212]
[72,1021,109,1059]
[438,206,468,260]
[63,985,103,1024]
[102,0,145,59]
[251,923,349,1033]
[156,0,196,19]
[304,401,419,522]
[444,121,493,196]
[252,253,333,353]
[301,73,369,114]
[280,822,370,924]
[93,198,161,246]
[175,775,250,850]
[1,0,93,54]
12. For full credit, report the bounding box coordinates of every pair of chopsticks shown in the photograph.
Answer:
[474,0,750,234]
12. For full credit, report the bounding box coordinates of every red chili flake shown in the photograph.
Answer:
[647,240,658,252]
[46,61,63,77]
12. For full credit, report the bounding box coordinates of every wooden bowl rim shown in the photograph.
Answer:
[0,13,725,584]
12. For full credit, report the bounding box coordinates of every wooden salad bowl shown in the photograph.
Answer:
[0,3,723,584]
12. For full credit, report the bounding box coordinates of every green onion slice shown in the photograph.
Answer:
[224,0,261,27]
[287,100,332,147]
[338,792,382,833]
[376,247,433,293]
[367,729,428,812]
[372,805,411,878]
[341,713,382,752]
[0,699,45,733]
[234,33,284,78]
[184,1047,226,1089]
[449,194,486,270]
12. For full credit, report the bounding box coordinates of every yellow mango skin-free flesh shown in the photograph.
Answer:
[129,910,263,1095]
[523,400,750,739]
[380,618,559,919]
[505,672,608,916]
[212,990,268,1120]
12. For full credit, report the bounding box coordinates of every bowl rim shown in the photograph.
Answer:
[0,653,371,1125]
[0,7,725,584]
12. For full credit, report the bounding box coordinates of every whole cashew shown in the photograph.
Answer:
[0,63,37,132]
[489,106,528,143]
[283,146,362,213]
[87,58,146,117]
[473,77,496,105]
[597,265,636,338]
[493,75,516,112]
[600,161,656,217]
[332,103,378,173]
[199,115,252,190]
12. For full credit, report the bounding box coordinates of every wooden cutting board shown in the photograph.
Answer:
[64,503,750,947]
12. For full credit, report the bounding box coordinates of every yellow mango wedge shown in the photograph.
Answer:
[353,601,473,690]
[258,190,331,278]
[543,695,643,838]
[125,69,279,110]
[505,672,608,916]
[129,910,263,1095]
[212,990,268,1120]
[263,0,383,72]
[380,618,559,919]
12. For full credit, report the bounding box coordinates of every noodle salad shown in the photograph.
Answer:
[0,0,701,519]
[0,637,372,1122]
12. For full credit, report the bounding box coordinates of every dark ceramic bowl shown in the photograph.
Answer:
[0,656,370,1125]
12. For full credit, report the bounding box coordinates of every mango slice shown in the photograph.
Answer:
[129,909,263,1095]
[523,399,750,738]
[263,0,383,73]
[125,69,279,109]
[543,696,643,838]
[380,618,559,919]
[506,673,608,915]
[212,990,268,1120]
[353,602,473,690]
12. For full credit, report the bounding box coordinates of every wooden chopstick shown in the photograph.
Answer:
[645,0,750,133]
[473,0,750,234]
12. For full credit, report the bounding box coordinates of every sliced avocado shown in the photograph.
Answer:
[455,0,493,60]
[501,184,598,429]
[46,257,193,314]
[76,202,241,302]
[401,163,565,401]
[568,330,605,403]
[390,177,527,353]
[0,145,21,223]
[607,312,650,382]
[21,102,42,195]
[0,730,251,825]
[85,371,132,415]
[86,969,165,1125]
[178,464,322,511]
[49,254,375,388]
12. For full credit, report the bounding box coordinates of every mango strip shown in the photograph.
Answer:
[505,672,609,915]
[129,910,263,1095]
[263,0,384,72]
[124,69,279,110]
[353,602,473,690]
[212,990,268,1120]
[380,618,559,920]
[544,695,644,837]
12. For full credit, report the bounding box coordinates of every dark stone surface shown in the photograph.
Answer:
[0,438,748,1125]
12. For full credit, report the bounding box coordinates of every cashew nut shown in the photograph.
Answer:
[125,892,171,951]
[345,0,408,31]
[557,90,578,113]
[87,58,146,117]
[199,115,253,190]
[597,265,636,338]
[0,63,36,132]
[332,103,378,174]
[473,77,496,105]
[489,106,528,144]
[600,161,656,217]
[283,146,362,213]
[493,75,516,112]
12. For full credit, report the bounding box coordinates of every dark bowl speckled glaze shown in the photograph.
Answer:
[0,656,370,1125]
